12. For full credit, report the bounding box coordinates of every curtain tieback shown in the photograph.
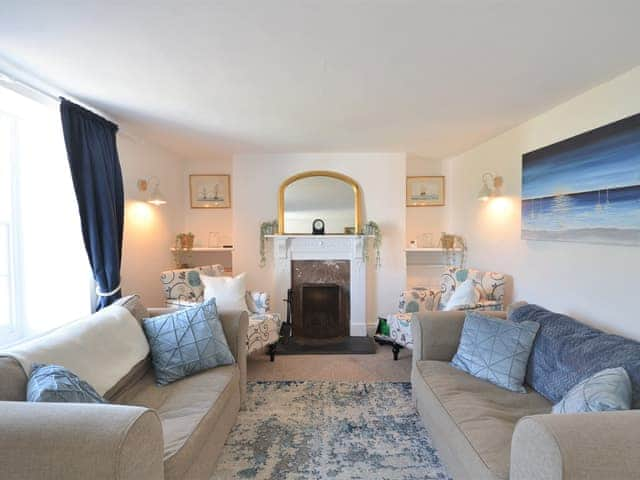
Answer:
[96,284,121,297]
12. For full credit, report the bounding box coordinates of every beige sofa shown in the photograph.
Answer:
[0,306,248,480]
[411,310,640,480]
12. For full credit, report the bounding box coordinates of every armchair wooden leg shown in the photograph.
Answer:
[392,343,400,361]
[268,343,277,362]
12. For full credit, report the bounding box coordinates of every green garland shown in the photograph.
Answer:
[259,220,278,267]
[441,233,467,268]
[361,221,382,268]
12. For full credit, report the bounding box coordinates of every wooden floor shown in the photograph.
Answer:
[247,343,412,382]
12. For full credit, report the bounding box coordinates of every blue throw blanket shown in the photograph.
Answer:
[510,304,640,408]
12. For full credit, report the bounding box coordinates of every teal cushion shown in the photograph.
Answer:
[27,364,107,403]
[142,298,235,386]
[451,312,540,393]
[552,367,632,414]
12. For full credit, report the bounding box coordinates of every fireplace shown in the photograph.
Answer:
[296,284,345,338]
[291,260,350,339]
[271,235,368,336]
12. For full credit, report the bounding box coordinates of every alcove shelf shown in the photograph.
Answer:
[404,247,462,252]
[264,234,374,239]
[169,247,234,252]
[405,247,463,268]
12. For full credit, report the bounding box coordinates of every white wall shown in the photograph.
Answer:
[118,134,184,306]
[406,155,447,288]
[232,153,406,330]
[446,66,640,340]
[182,157,234,271]
[182,157,234,247]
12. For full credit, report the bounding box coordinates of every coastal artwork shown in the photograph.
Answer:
[406,176,445,206]
[522,113,640,245]
[189,174,231,208]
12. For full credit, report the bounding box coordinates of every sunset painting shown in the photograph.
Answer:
[522,113,640,245]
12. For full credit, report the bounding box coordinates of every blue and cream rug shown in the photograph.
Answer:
[213,381,451,479]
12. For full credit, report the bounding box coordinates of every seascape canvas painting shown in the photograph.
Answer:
[522,113,640,245]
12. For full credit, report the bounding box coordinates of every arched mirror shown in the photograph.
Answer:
[278,171,361,234]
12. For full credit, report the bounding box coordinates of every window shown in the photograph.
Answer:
[0,83,92,347]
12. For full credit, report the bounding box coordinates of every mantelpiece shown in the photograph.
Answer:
[265,235,372,336]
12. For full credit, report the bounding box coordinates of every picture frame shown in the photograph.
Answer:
[189,174,231,209]
[522,112,640,245]
[406,176,445,206]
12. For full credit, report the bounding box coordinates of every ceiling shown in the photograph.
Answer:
[1,1,639,161]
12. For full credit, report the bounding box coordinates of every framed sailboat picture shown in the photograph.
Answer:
[522,113,640,245]
[406,176,445,206]
[189,174,231,209]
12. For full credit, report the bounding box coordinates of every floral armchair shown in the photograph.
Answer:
[160,265,282,357]
[160,264,225,307]
[386,267,506,359]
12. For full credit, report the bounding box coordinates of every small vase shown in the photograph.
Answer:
[440,234,454,249]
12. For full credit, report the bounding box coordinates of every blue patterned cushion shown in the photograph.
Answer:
[27,364,107,403]
[142,298,235,386]
[510,304,640,406]
[552,367,632,414]
[451,312,540,393]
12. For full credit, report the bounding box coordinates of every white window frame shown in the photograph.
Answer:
[0,111,24,345]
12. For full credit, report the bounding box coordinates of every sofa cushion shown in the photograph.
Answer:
[552,367,632,414]
[112,364,239,479]
[104,356,151,401]
[451,312,539,393]
[201,273,249,312]
[27,363,107,404]
[143,298,235,386]
[510,304,640,406]
[416,360,551,479]
[444,278,480,311]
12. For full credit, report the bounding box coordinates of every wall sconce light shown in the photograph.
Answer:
[137,177,167,205]
[478,172,504,201]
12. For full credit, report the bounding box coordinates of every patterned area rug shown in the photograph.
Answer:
[213,381,451,480]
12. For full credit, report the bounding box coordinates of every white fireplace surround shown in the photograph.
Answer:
[267,235,369,336]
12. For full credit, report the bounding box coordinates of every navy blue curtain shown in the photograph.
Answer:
[60,98,124,309]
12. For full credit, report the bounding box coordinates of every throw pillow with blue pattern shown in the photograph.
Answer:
[553,367,632,414]
[143,297,235,386]
[27,364,107,403]
[451,312,540,392]
[510,304,640,407]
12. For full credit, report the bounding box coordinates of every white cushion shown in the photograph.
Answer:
[444,278,480,311]
[4,305,149,396]
[201,272,250,312]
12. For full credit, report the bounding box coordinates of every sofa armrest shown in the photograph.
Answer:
[147,306,181,316]
[511,411,640,480]
[0,402,163,480]
[410,311,467,364]
[219,310,249,409]
[410,310,506,364]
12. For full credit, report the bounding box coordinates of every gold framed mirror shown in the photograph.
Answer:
[278,171,361,234]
